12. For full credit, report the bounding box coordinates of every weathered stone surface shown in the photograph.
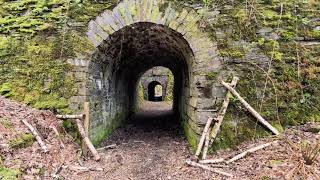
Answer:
[78,0,222,149]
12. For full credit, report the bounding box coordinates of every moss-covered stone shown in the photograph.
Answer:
[182,120,199,152]
[90,113,127,146]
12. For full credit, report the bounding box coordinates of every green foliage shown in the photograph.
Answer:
[0,167,21,180]
[9,133,34,149]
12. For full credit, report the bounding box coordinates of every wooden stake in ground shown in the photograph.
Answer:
[186,159,233,177]
[203,77,239,160]
[195,117,214,160]
[75,119,101,161]
[82,102,90,155]
[226,141,278,164]
[221,81,280,135]
[21,119,49,153]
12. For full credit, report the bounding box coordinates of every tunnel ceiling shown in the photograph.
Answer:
[96,22,193,79]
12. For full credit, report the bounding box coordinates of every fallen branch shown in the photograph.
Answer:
[68,165,103,172]
[209,77,239,146]
[75,119,101,161]
[21,119,49,153]
[56,114,85,120]
[221,81,280,135]
[186,159,233,177]
[226,141,278,164]
[195,117,214,160]
[51,126,65,149]
[199,158,225,164]
[97,144,117,151]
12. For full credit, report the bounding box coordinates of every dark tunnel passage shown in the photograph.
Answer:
[147,81,163,101]
[87,22,195,135]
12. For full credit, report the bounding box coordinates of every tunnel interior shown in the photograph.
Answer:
[87,22,194,140]
[147,81,163,101]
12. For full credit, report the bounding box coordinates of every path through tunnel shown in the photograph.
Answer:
[87,22,194,143]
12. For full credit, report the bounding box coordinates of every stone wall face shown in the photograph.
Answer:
[68,0,223,148]
[140,67,170,101]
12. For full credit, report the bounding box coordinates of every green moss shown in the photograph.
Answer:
[0,167,21,180]
[262,10,279,20]
[205,71,218,80]
[0,83,15,98]
[182,120,199,151]
[9,133,34,149]
[308,30,320,39]
[219,48,246,59]
[90,113,127,146]
[0,118,13,129]
[280,30,297,41]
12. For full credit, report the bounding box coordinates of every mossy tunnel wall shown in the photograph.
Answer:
[87,22,194,145]
[83,0,221,147]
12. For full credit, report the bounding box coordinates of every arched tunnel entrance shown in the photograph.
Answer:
[87,22,195,144]
[148,81,162,101]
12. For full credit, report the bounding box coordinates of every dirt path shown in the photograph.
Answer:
[3,96,319,179]
[68,101,217,179]
[64,101,320,180]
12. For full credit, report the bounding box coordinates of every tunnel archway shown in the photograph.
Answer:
[87,22,193,144]
[85,0,221,147]
[148,81,163,101]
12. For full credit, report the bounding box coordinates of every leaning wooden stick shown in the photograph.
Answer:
[186,159,233,177]
[226,141,278,164]
[209,77,239,146]
[75,119,101,161]
[195,117,214,160]
[221,81,280,135]
[203,77,240,160]
[21,119,49,153]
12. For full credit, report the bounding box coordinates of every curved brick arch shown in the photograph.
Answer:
[84,0,224,148]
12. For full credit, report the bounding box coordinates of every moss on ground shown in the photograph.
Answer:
[0,118,13,129]
[0,167,21,180]
[9,133,34,149]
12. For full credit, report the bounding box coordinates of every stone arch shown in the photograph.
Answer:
[85,0,223,147]
[140,67,170,101]
[147,81,163,101]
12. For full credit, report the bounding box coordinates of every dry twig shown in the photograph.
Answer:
[186,159,233,177]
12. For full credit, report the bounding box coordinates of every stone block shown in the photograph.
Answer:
[197,111,214,125]
[197,98,216,109]
[211,85,227,98]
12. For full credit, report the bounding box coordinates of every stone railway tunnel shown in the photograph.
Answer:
[68,0,225,147]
